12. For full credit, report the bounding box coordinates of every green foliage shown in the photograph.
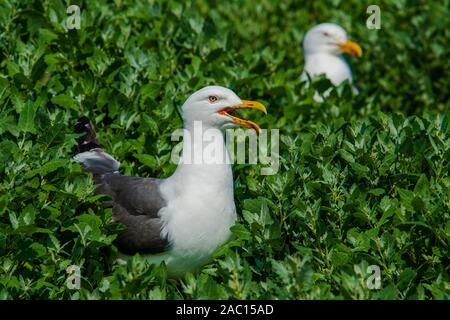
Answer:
[0,0,449,299]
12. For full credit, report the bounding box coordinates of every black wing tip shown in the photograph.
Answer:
[74,116,102,154]
[74,116,92,134]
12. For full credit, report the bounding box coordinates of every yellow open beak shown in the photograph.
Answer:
[338,40,362,57]
[218,100,267,134]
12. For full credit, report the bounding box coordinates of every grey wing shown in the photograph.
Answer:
[96,174,166,217]
[95,174,170,254]
[112,203,168,255]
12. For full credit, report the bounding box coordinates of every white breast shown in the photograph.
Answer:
[303,52,353,85]
[146,161,237,276]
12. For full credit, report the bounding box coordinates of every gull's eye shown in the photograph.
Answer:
[322,32,330,37]
[208,96,218,103]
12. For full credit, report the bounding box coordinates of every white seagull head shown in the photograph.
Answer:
[303,23,362,57]
[181,85,267,133]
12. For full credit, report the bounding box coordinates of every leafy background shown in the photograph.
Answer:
[0,0,449,299]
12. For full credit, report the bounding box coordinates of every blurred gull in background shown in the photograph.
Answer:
[300,23,362,101]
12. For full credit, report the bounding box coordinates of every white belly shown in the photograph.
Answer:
[146,163,237,277]
[157,196,236,276]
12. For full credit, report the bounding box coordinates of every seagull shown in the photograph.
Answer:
[74,86,266,277]
[300,23,362,100]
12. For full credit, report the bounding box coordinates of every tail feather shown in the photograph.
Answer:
[74,117,120,175]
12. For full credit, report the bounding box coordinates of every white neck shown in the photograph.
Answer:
[165,122,234,194]
[157,122,237,274]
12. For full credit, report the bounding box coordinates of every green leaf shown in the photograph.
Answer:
[339,149,355,163]
[134,154,157,168]
[51,94,79,111]
[230,224,251,241]
[369,188,385,196]
[26,159,67,178]
[271,260,290,284]
[0,194,8,216]
[18,100,37,133]
[39,159,67,176]
[440,111,448,133]
[9,212,19,229]
[30,243,47,257]
[398,188,414,212]
[413,174,429,194]
[188,18,204,34]
[20,205,36,225]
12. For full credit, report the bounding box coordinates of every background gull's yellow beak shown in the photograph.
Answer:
[338,40,362,57]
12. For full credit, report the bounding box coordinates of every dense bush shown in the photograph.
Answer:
[0,0,448,299]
